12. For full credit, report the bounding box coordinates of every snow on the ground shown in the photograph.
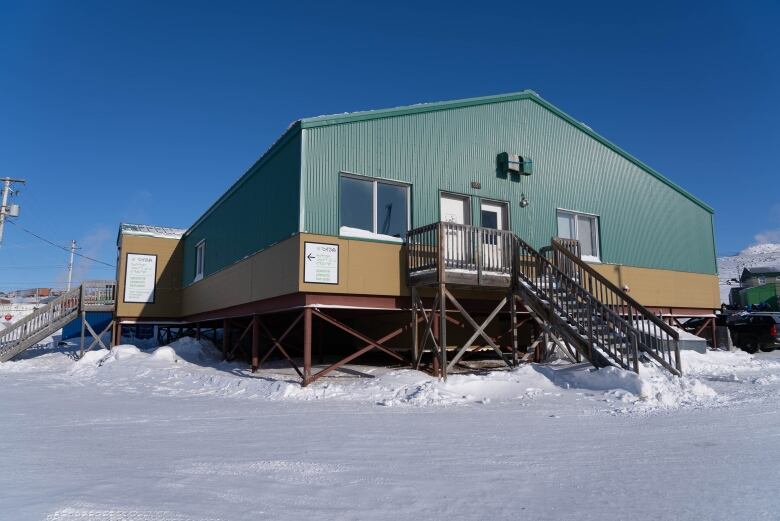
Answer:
[3,339,780,520]
[1,338,736,411]
[717,242,780,304]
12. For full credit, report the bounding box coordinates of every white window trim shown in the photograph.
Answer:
[194,240,205,282]
[339,172,411,240]
[556,208,601,263]
[480,198,510,230]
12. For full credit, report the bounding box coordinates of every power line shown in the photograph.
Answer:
[0,265,114,270]
[0,265,64,269]
[5,220,115,268]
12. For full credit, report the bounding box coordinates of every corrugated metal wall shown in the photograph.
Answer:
[301,98,717,274]
[181,130,301,284]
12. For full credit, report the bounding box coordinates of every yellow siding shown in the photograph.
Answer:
[589,263,719,310]
[180,236,300,317]
[297,235,408,296]
[115,235,183,319]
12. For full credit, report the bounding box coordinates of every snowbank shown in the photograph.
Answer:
[7,337,780,414]
[60,339,721,411]
[681,349,780,377]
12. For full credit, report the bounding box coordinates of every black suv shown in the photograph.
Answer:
[728,313,780,353]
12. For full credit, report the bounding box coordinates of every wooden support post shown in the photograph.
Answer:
[439,283,447,380]
[196,322,201,341]
[510,291,518,367]
[316,317,324,364]
[411,287,419,365]
[222,318,230,359]
[250,316,260,372]
[710,317,718,350]
[303,307,312,386]
[80,310,86,358]
[112,321,119,348]
[432,303,440,377]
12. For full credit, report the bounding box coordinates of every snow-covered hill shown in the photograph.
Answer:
[717,243,780,304]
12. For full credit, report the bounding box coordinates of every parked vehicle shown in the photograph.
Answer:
[680,315,727,346]
[727,313,780,353]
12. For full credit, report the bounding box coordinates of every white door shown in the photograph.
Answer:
[480,201,508,271]
[440,194,470,266]
[440,194,468,224]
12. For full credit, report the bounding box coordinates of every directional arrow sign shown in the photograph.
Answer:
[303,242,339,284]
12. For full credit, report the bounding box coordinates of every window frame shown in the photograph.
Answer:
[479,198,510,230]
[339,172,411,240]
[555,208,601,262]
[194,239,206,282]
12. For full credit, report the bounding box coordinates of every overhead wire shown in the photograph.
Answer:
[5,220,116,268]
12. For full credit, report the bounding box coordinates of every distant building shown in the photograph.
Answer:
[8,288,51,299]
[740,266,780,287]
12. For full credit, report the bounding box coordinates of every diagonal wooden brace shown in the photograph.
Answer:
[308,315,422,384]
[446,292,510,371]
[257,312,304,378]
[83,319,115,355]
[414,292,441,370]
[311,308,407,364]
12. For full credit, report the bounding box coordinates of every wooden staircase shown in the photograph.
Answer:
[0,281,117,362]
[406,222,681,377]
[516,237,681,376]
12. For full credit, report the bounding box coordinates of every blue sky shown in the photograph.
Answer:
[0,0,778,290]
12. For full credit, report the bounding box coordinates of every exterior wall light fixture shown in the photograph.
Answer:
[519,193,529,208]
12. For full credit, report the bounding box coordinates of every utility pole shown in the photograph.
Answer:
[0,177,26,246]
[66,239,78,291]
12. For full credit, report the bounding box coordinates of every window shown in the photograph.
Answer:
[340,174,410,240]
[195,240,205,281]
[556,209,600,261]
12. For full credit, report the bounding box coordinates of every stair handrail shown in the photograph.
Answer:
[0,286,82,345]
[550,238,680,374]
[550,238,679,337]
[514,237,641,371]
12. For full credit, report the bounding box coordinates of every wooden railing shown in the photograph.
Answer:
[406,222,440,276]
[550,238,681,375]
[407,222,514,286]
[82,280,117,310]
[515,238,641,372]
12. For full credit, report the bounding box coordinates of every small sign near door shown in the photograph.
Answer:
[304,242,339,284]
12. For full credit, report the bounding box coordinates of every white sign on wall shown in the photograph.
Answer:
[124,253,157,303]
[303,242,339,284]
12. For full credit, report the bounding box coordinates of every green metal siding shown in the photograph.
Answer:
[182,130,301,284]
[739,284,779,310]
[301,97,717,275]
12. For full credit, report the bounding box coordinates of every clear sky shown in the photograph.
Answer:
[1,0,778,290]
